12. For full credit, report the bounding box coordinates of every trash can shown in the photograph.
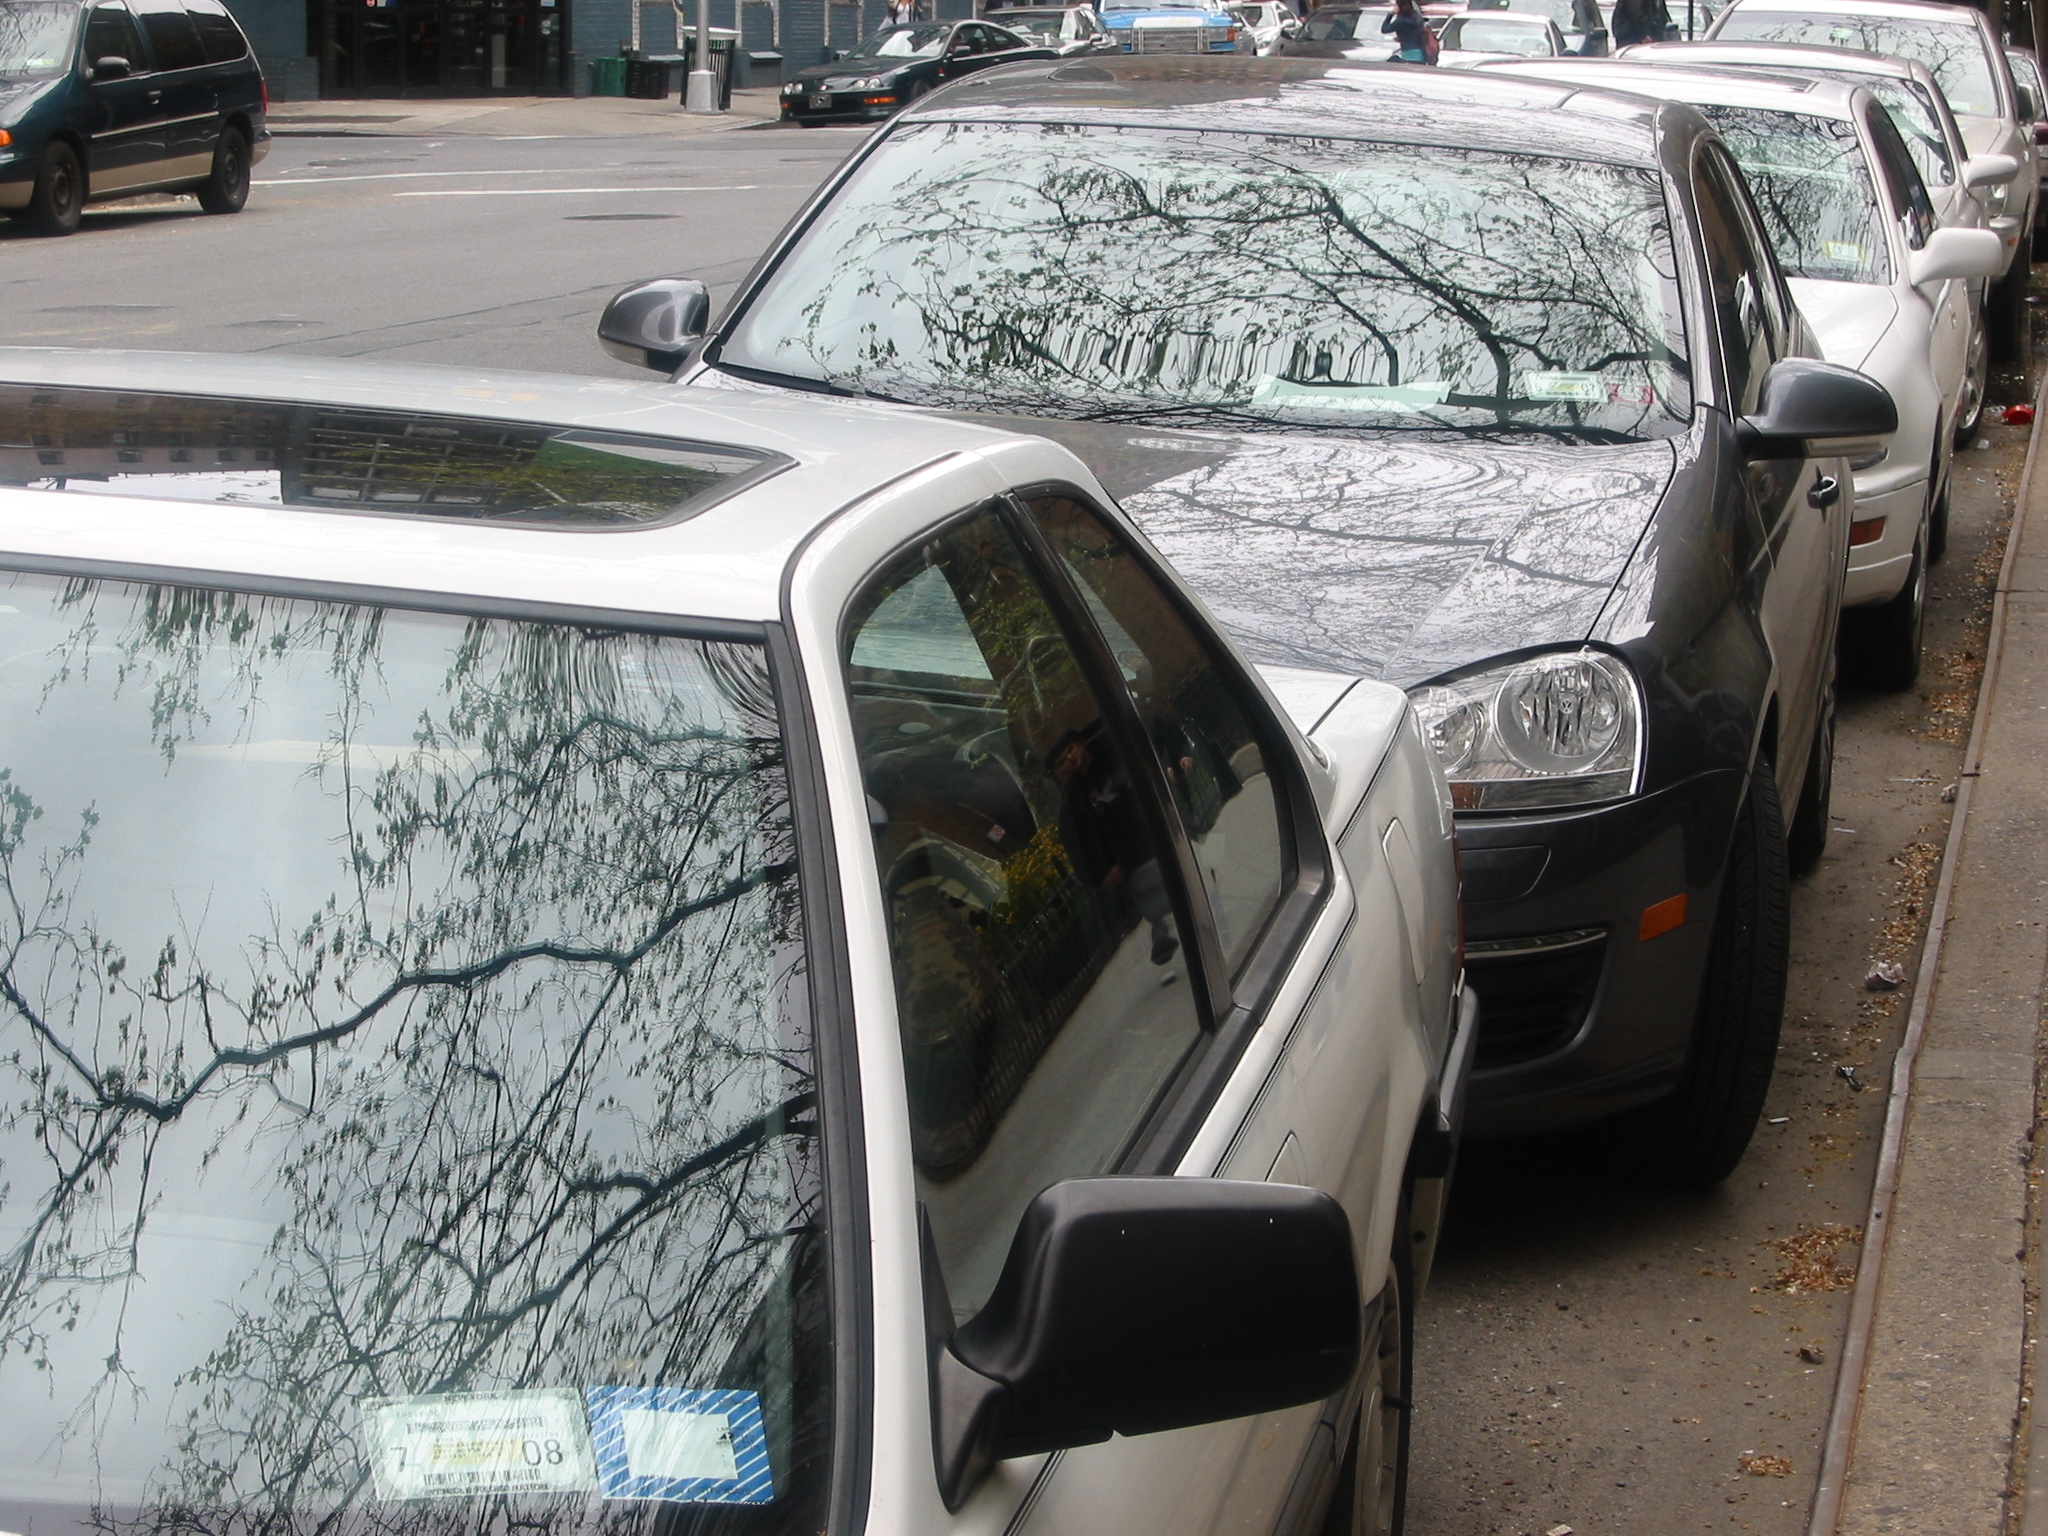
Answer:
[747,49,783,84]
[589,55,627,95]
[681,30,739,109]
[624,51,682,97]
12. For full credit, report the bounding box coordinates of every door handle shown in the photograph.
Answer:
[146,88,161,102]
[1808,473,1841,510]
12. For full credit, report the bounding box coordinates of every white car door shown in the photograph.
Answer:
[1867,102,1970,427]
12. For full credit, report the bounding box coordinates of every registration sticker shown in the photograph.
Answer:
[1521,371,1604,402]
[1824,240,1868,264]
[586,1387,774,1504]
[361,1389,598,1501]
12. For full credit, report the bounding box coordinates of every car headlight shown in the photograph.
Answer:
[1987,180,2011,215]
[1409,649,1642,812]
[848,74,887,89]
[781,81,802,94]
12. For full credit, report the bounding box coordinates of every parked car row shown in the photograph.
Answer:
[0,4,2034,1536]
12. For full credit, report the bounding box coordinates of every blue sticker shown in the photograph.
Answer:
[585,1387,774,1504]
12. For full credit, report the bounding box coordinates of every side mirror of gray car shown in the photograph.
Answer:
[930,1176,1360,1509]
[92,54,132,79]
[597,278,710,373]
[1737,357,1897,462]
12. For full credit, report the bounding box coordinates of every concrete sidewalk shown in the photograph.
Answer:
[1822,388,2048,1536]
[266,86,786,137]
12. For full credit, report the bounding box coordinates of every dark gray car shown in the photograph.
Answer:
[0,0,267,234]
[599,58,1897,1185]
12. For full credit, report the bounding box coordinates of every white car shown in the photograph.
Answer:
[1435,8,1569,61]
[1490,59,2005,685]
[1705,0,2042,356]
[1229,0,1300,52]
[0,349,1471,1536]
[1622,37,2007,452]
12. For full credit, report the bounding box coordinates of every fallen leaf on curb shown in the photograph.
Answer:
[1764,1225,1862,1294]
[1738,1453,1794,1477]
[1797,1345,1825,1363]
[1864,960,1906,991]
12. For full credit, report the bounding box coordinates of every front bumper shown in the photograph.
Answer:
[1457,766,1745,1138]
[1843,471,1926,608]
[779,90,901,122]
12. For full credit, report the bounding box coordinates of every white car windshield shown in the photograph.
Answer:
[0,569,831,1534]
[1442,16,1553,51]
[1714,10,2002,117]
[1699,103,1890,283]
[718,122,1694,441]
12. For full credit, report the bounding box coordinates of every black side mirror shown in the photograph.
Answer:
[92,54,132,79]
[932,1177,1360,1509]
[597,277,711,374]
[1737,357,1898,461]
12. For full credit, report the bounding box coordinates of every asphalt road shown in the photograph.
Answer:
[2,125,2026,1535]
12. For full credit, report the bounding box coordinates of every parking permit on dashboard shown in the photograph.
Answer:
[360,1389,598,1500]
[585,1387,775,1504]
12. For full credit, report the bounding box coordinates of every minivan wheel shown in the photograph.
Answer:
[1785,689,1834,877]
[1622,755,1789,1188]
[1322,1259,1411,1536]
[1843,530,1927,691]
[197,128,251,215]
[24,141,84,236]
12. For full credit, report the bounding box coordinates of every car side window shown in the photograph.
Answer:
[1694,146,1779,417]
[131,0,207,69]
[185,0,249,62]
[845,506,1206,1322]
[81,3,146,71]
[1030,493,1292,973]
[985,23,1025,47]
[953,22,985,50]
[1865,103,1938,251]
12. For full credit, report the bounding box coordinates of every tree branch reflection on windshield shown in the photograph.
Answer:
[720,121,1692,443]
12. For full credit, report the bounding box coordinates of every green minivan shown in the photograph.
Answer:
[0,0,267,235]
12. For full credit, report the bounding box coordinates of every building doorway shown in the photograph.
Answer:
[319,0,566,95]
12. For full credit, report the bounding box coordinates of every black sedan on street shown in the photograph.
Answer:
[777,19,1054,123]
[603,59,1896,1185]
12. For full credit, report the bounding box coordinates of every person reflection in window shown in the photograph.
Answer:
[1049,728,1179,966]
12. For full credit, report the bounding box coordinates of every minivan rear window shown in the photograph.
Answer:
[0,385,789,527]
[186,0,247,61]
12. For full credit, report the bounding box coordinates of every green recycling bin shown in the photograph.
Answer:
[590,56,626,95]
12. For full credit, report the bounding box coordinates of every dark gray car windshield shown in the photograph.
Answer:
[1696,105,1890,282]
[1714,11,2002,116]
[0,1,76,78]
[718,122,1691,442]
[0,574,827,1536]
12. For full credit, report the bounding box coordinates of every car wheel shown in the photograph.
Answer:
[1988,225,2032,364]
[1954,322,1989,449]
[1785,688,1833,877]
[906,78,933,100]
[1927,472,1951,566]
[1321,1257,1411,1536]
[197,127,251,215]
[1843,528,1926,691]
[1624,754,1789,1187]
[24,140,84,236]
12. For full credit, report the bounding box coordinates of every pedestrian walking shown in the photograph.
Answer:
[1610,0,1671,45]
[1381,0,1433,61]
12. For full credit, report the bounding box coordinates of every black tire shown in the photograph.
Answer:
[1954,322,1989,449]
[1627,756,1790,1187]
[1988,225,2032,365]
[196,127,250,215]
[24,140,84,236]
[1842,530,1926,691]
[1785,694,1833,877]
[906,78,934,101]
[1927,473,1950,567]
[1321,1257,1412,1536]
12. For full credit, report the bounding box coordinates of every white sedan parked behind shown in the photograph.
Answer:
[1487,60,2004,686]
[1436,9,1570,62]
[0,350,1471,1536]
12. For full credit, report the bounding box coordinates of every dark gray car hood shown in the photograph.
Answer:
[963,416,1677,688]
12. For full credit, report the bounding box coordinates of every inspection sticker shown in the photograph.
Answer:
[360,1389,597,1501]
[586,1387,774,1504]
[1521,371,1604,403]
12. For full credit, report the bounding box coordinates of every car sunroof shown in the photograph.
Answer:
[0,384,788,528]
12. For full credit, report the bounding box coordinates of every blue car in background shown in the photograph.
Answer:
[1102,0,1241,53]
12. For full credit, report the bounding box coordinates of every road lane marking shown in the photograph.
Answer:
[261,167,633,184]
[392,185,805,196]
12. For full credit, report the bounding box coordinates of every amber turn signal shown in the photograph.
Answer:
[0,130,12,147]
[1848,517,1886,547]
[1638,893,1687,941]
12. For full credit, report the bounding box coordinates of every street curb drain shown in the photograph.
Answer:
[1804,366,2048,1536]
